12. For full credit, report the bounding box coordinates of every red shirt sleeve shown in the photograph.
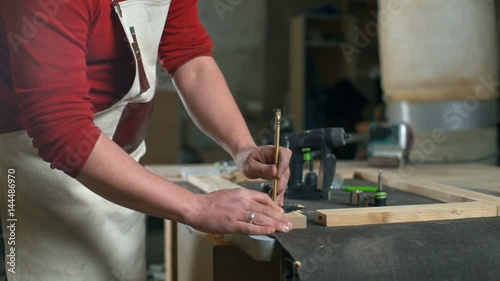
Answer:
[1,0,100,177]
[159,0,213,75]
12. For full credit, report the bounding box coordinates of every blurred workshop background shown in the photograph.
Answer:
[137,0,500,276]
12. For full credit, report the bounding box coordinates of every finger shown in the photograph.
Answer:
[243,145,274,165]
[277,147,292,177]
[276,192,284,207]
[233,221,275,235]
[248,190,283,212]
[258,145,278,164]
[247,160,276,179]
[277,167,290,195]
[244,210,290,233]
[277,184,287,207]
[248,201,290,226]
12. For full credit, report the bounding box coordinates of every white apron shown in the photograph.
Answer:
[0,1,171,280]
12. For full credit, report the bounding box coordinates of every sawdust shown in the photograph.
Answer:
[204,233,229,245]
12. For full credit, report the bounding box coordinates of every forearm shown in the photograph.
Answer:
[172,56,256,159]
[77,132,200,223]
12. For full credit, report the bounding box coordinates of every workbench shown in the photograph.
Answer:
[146,162,500,281]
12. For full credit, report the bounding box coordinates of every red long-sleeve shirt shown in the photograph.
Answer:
[0,0,212,177]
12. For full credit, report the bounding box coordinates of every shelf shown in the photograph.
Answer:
[289,13,379,131]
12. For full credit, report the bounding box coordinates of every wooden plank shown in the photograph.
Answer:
[360,163,500,195]
[187,174,242,193]
[285,211,307,229]
[353,168,500,211]
[338,168,355,180]
[146,164,214,182]
[164,220,176,281]
[400,164,500,196]
[221,170,266,184]
[315,202,498,227]
[337,162,500,196]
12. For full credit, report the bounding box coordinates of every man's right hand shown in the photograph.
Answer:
[187,189,293,235]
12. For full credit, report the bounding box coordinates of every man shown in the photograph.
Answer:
[0,0,292,280]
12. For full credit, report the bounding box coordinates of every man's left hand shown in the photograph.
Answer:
[235,146,292,207]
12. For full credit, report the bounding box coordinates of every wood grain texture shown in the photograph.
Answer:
[285,211,307,229]
[187,174,242,193]
[315,202,498,227]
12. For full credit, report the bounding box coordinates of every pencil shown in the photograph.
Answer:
[272,109,282,202]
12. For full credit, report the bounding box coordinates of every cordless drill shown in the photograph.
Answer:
[285,128,350,200]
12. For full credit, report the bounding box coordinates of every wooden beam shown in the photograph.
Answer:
[337,168,355,180]
[315,202,498,227]
[187,174,242,193]
[354,168,500,211]
[285,211,307,229]
[165,220,176,281]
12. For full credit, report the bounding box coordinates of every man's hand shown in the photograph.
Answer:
[188,188,292,234]
[235,146,292,206]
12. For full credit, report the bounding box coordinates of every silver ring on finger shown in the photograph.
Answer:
[248,211,255,224]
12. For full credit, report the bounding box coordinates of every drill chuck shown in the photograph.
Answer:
[286,128,350,151]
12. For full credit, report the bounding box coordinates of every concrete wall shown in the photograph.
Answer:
[157,0,267,109]
[199,0,267,108]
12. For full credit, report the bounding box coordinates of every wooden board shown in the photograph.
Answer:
[187,174,242,193]
[350,168,500,215]
[338,162,500,196]
[285,211,307,229]
[182,165,500,230]
[315,202,498,227]
[396,164,500,196]
[164,220,176,281]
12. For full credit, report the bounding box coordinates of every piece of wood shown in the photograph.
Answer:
[187,174,242,193]
[338,162,500,196]
[315,202,498,227]
[285,211,307,229]
[221,170,266,184]
[146,164,214,182]
[353,168,500,214]
[164,220,176,281]
[388,164,500,196]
